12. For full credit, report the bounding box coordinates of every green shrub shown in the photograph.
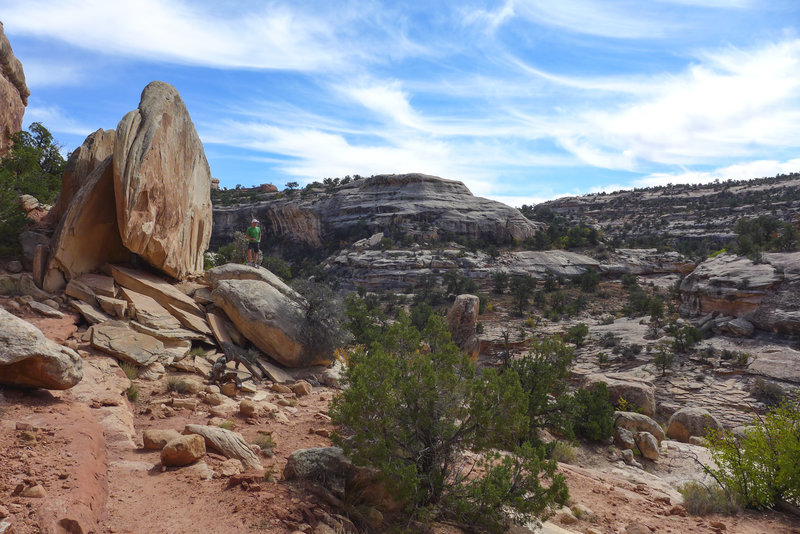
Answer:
[548,441,576,464]
[120,361,138,380]
[219,419,235,430]
[492,271,509,294]
[706,401,800,509]
[330,314,568,531]
[0,123,65,253]
[166,376,190,394]
[261,256,292,280]
[679,481,736,516]
[653,345,675,376]
[751,378,785,407]
[563,323,589,347]
[569,383,615,442]
[126,384,139,402]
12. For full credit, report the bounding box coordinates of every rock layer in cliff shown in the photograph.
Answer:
[0,22,30,156]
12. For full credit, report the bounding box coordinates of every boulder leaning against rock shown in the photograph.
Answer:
[113,81,212,279]
[0,308,83,389]
[211,276,331,368]
[667,407,723,443]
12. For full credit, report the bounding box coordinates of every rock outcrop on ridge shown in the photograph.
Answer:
[0,22,29,156]
[43,81,212,288]
[114,81,212,279]
[680,252,800,337]
[211,173,543,251]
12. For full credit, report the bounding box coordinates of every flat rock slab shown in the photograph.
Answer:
[118,286,181,330]
[76,273,117,298]
[183,424,261,471]
[91,321,163,366]
[206,311,233,346]
[29,301,64,318]
[255,356,294,384]
[0,308,83,389]
[167,303,212,335]
[70,300,112,325]
[111,265,204,317]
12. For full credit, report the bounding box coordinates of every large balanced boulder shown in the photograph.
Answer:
[667,407,723,443]
[446,294,480,360]
[0,308,82,389]
[614,411,665,443]
[0,22,29,156]
[114,81,212,279]
[210,273,331,367]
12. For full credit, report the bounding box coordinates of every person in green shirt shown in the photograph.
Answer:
[245,218,261,266]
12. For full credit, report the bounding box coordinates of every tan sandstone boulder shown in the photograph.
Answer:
[614,411,665,443]
[161,434,206,467]
[587,373,656,417]
[667,407,723,443]
[0,308,82,389]
[211,278,331,368]
[446,294,480,360]
[0,22,29,156]
[49,128,116,223]
[113,81,212,279]
[45,156,130,290]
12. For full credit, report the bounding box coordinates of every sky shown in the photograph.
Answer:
[2,0,799,207]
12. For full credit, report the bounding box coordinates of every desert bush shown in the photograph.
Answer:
[569,383,615,442]
[667,324,702,353]
[679,481,736,516]
[120,361,138,380]
[563,323,589,347]
[166,376,191,394]
[492,271,509,294]
[292,279,348,357]
[750,378,785,407]
[653,344,675,376]
[219,419,235,430]
[548,441,576,464]
[330,314,568,531]
[261,255,292,280]
[509,274,536,316]
[126,384,139,402]
[510,337,574,438]
[576,269,600,292]
[705,401,800,509]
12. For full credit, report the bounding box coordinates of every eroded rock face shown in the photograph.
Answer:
[0,308,82,389]
[0,22,29,156]
[114,81,212,279]
[46,157,130,288]
[211,174,543,251]
[49,129,116,223]
[680,253,800,336]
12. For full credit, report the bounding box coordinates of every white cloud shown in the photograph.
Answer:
[553,39,800,169]
[23,106,96,136]
[637,158,800,187]
[0,0,390,72]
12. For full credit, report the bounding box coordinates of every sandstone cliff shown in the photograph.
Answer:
[0,22,29,156]
[211,173,543,251]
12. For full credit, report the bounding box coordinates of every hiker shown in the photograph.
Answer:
[246,218,261,266]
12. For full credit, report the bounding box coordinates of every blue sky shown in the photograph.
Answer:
[2,0,799,207]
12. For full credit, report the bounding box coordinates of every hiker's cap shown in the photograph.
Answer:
[251,218,259,223]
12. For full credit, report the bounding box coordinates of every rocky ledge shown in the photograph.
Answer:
[211,173,543,251]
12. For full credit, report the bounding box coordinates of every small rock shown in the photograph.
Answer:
[221,382,239,398]
[668,505,687,516]
[625,523,652,534]
[205,392,225,406]
[240,399,257,417]
[314,429,331,438]
[689,436,708,447]
[20,484,47,498]
[274,411,290,424]
[292,380,312,396]
[571,503,596,521]
[271,383,292,394]
[205,385,220,394]
[555,506,577,525]
[218,458,243,477]
[172,398,197,411]
[614,427,636,450]
[138,362,165,381]
[710,521,726,531]
[0,504,9,518]
[142,429,181,450]
[161,434,206,467]
[6,260,22,273]
[635,431,660,461]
